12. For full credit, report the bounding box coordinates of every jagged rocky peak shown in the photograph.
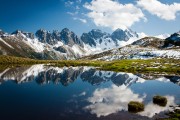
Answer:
[35,29,59,45]
[11,30,34,39]
[11,30,23,35]
[52,30,60,36]
[60,28,84,47]
[23,32,34,39]
[35,28,83,46]
[81,29,110,47]
[111,28,138,41]
[89,29,109,39]
[61,28,70,33]
[52,30,61,41]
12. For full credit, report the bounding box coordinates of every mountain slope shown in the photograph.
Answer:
[0,29,87,60]
[82,36,180,61]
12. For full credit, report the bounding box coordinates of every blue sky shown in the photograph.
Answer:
[0,0,180,36]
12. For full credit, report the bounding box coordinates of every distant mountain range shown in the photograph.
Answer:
[0,28,179,60]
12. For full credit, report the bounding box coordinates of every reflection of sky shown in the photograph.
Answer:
[85,83,177,118]
[85,84,146,117]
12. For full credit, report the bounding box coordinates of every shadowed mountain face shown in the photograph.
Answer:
[35,29,59,45]
[111,29,138,41]
[81,29,110,47]
[60,28,84,47]
[35,28,84,47]
[165,31,180,46]
[0,65,179,86]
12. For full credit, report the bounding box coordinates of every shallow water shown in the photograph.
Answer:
[0,65,179,120]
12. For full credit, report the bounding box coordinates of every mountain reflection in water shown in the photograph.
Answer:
[0,65,179,86]
[0,64,179,120]
[0,65,143,86]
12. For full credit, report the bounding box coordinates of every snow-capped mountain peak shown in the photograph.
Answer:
[82,28,141,53]
[111,28,138,41]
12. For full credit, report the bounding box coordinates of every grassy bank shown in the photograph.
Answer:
[54,59,180,74]
[0,55,55,64]
[0,55,180,74]
[99,59,180,74]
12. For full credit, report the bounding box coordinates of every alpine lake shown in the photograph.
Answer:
[0,64,179,120]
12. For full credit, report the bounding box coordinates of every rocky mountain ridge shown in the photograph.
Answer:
[0,28,141,59]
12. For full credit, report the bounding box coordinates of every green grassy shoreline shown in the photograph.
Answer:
[0,55,180,74]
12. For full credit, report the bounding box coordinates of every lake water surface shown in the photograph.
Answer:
[0,65,180,120]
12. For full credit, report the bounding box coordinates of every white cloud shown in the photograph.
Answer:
[73,17,87,23]
[84,0,146,30]
[137,0,180,20]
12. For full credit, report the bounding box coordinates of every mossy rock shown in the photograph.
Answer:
[153,95,167,107]
[128,101,144,113]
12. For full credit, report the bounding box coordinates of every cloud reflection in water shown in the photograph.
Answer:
[85,84,176,118]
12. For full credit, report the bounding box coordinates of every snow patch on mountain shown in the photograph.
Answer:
[94,44,180,61]
[72,44,87,56]
[83,37,118,53]
[24,38,45,52]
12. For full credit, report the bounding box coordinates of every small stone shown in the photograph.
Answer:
[128,101,144,113]
[153,95,167,107]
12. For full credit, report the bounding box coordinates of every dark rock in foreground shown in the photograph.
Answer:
[153,95,167,107]
[128,101,144,113]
